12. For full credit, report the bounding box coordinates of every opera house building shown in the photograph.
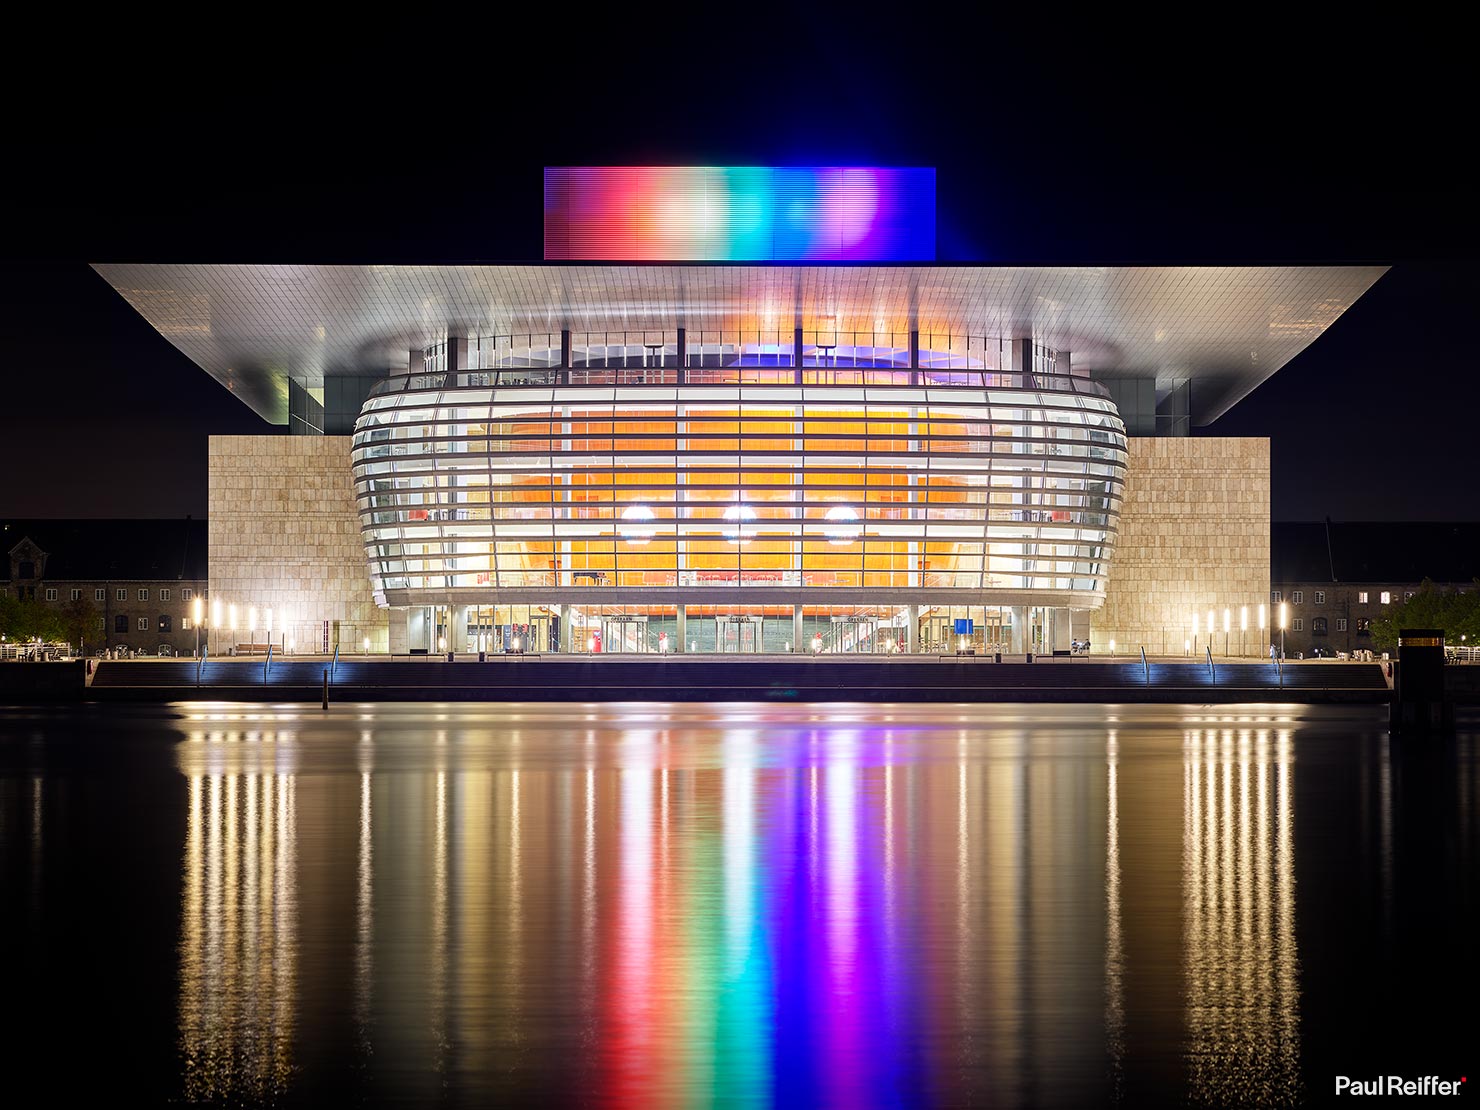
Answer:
[95,167,1385,657]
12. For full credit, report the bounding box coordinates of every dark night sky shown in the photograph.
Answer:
[2,42,1473,521]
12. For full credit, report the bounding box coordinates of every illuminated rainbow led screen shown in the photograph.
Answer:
[544,166,935,260]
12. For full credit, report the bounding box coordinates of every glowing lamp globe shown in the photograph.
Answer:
[620,503,657,545]
[723,503,757,544]
[823,504,862,545]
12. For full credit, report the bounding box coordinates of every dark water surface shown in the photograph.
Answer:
[1,702,1476,1107]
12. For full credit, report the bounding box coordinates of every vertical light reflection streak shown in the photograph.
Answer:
[1183,723,1300,1106]
[241,773,259,1083]
[354,770,373,1056]
[508,766,522,980]
[205,771,223,1077]
[1105,731,1123,1102]
[224,773,239,1059]
[583,764,596,1004]
[955,749,970,1087]
[1274,730,1299,1095]
[181,773,203,1079]
[178,737,298,1102]
[824,738,863,1108]
[719,731,769,1103]
[273,770,297,1088]
[430,769,448,1072]
[608,760,655,1101]
[883,743,895,939]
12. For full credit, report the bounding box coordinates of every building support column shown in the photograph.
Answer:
[677,606,687,654]
[1010,605,1027,654]
[793,605,804,654]
[447,335,467,377]
[906,604,918,654]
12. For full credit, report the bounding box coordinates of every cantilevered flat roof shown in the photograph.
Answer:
[93,263,1386,426]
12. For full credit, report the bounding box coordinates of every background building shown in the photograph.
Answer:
[1271,521,1480,657]
[1,519,208,654]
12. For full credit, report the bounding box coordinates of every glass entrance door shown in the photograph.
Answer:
[604,617,647,653]
[718,616,762,653]
[834,617,877,653]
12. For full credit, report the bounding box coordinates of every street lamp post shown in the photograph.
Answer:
[1258,603,1267,657]
[1223,608,1231,656]
[1240,606,1248,657]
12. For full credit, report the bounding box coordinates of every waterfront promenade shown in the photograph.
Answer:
[48,653,1401,704]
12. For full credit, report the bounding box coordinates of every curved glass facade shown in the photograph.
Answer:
[351,361,1127,645]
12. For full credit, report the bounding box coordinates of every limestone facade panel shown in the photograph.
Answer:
[1093,438,1271,656]
[208,436,388,653]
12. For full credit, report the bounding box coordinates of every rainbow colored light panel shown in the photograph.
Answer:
[544,166,935,261]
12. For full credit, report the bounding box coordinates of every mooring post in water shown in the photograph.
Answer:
[1140,646,1149,686]
[264,644,272,686]
[1390,628,1452,735]
[1206,645,1215,685]
[322,668,329,710]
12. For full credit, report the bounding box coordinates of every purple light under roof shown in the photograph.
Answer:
[544,167,936,261]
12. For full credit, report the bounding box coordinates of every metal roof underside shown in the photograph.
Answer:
[92,263,1387,427]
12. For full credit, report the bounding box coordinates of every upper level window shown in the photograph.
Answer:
[1358,591,1369,604]
[70,589,81,601]
[114,615,128,633]
[116,588,127,602]
[1271,590,1282,603]
[138,588,149,601]
[96,588,106,601]
[158,614,173,633]
[1380,591,1391,605]
[1314,591,1325,605]
[137,616,149,631]
[17,560,35,579]
[1337,618,1348,631]
[182,588,193,601]
[1312,617,1328,635]
[1291,590,1304,604]
[160,588,170,602]
[1293,618,1304,631]
[44,588,57,601]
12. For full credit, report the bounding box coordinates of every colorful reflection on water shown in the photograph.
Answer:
[158,705,1331,1107]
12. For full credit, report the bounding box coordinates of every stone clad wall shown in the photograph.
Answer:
[1093,438,1271,657]
[208,436,387,654]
